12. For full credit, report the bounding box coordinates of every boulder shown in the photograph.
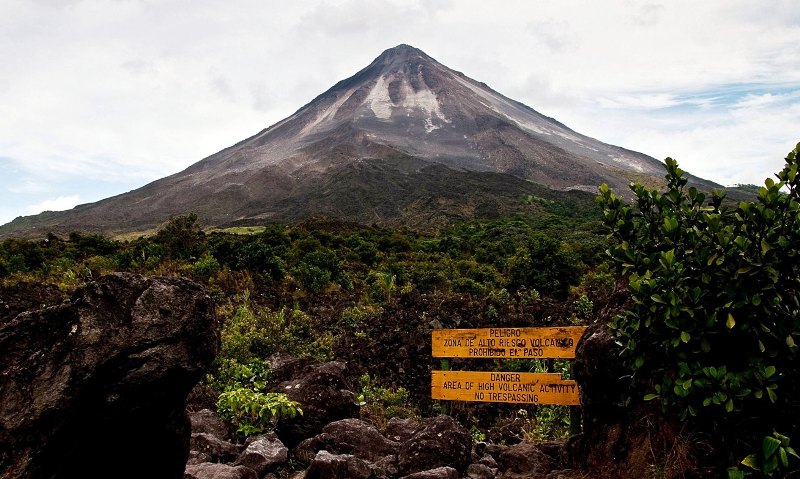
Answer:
[466,463,496,479]
[385,417,424,443]
[234,433,288,476]
[570,321,683,478]
[573,321,626,424]
[304,451,372,479]
[293,434,335,464]
[185,463,258,479]
[187,451,213,465]
[190,433,243,462]
[320,419,400,462]
[271,360,359,446]
[397,415,472,475]
[0,273,219,479]
[496,442,554,477]
[400,466,459,479]
[190,409,230,440]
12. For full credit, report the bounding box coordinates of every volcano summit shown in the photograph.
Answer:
[0,44,718,237]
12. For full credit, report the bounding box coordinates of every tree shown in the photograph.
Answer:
[597,144,800,461]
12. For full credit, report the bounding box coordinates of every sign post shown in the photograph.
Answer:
[431,326,586,408]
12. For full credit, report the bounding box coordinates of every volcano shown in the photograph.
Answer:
[0,44,720,237]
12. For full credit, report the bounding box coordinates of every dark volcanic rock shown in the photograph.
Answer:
[466,463,496,479]
[190,433,243,462]
[400,466,459,479]
[570,321,684,478]
[497,442,554,477]
[304,450,372,479]
[271,360,359,446]
[319,418,400,462]
[0,273,220,479]
[385,417,424,443]
[184,463,258,479]
[234,433,288,476]
[397,415,472,475]
[573,321,625,425]
[190,409,231,440]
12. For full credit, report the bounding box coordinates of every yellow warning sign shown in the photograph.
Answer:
[431,370,580,405]
[431,326,587,359]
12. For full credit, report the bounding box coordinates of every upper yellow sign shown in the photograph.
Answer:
[432,326,587,359]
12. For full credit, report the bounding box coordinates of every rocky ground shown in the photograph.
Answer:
[182,354,583,479]
[0,274,687,479]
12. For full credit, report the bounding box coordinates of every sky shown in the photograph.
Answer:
[2,0,799,226]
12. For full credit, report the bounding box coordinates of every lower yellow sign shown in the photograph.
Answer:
[431,370,580,405]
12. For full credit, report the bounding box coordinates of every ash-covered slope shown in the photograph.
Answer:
[0,44,719,237]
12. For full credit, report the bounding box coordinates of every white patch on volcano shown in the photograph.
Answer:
[301,89,355,134]
[364,73,448,132]
[365,76,393,119]
[609,155,645,172]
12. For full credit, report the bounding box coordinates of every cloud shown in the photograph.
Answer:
[24,195,82,215]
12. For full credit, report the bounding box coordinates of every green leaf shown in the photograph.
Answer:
[725,398,734,412]
[726,468,746,479]
[774,432,790,446]
[779,448,789,468]
[761,238,771,254]
[643,393,659,401]
[761,436,781,459]
[727,313,736,329]
[786,446,800,459]
[651,294,666,304]
[764,366,776,379]
[741,454,759,470]
[680,331,691,343]
[787,335,796,348]
[767,388,777,403]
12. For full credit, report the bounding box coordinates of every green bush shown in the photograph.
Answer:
[216,388,302,437]
[358,374,416,429]
[598,146,800,457]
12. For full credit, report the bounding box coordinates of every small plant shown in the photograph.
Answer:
[358,374,417,430]
[216,388,302,437]
[191,253,221,280]
[470,425,487,442]
[727,432,799,478]
[207,357,271,393]
[574,294,593,319]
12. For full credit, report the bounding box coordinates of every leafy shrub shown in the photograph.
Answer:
[208,357,271,393]
[358,374,416,430]
[293,262,331,294]
[731,432,799,477]
[366,270,396,302]
[218,293,332,363]
[216,388,302,437]
[191,253,221,280]
[153,213,205,260]
[598,147,800,457]
[507,235,582,297]
[574,294,593,319]
[452,277,486,296]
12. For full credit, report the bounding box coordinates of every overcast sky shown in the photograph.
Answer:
[2,0,799,226]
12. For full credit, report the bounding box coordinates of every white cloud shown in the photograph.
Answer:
[24,195,82,215]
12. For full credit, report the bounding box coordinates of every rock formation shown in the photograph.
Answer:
[0,273,220,479]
